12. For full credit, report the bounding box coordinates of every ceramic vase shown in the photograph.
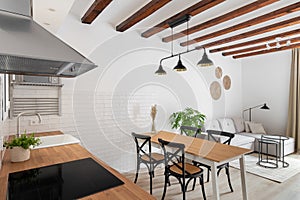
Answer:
[10,147,30,162]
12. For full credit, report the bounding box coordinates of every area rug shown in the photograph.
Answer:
[230,155,300,183]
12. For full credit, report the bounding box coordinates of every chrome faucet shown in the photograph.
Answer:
[16,111,42,137]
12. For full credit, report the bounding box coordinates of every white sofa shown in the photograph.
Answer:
[205,118,295,157]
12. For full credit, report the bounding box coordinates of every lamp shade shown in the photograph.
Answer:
[197,49,214,67]
[260,103,270,110]
[155,64,167,75]
[173,56,187,72]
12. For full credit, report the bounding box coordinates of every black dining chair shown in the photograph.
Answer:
[192,130,235,192]
[180,126,201,138]
[158,138,206,200]
[131,132,164,194]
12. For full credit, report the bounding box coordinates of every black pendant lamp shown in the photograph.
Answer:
[197,48,214,67]
[155,64,167,75]
[173,55,187,72]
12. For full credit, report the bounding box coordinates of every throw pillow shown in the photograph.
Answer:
[218,118,236,133]
[248,122,266,134]
[232,117,245,133]
[244,121,251,132]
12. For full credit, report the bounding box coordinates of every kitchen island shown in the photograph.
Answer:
[0,131,154,200]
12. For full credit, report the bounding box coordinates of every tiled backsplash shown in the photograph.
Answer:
[0,82,160,172]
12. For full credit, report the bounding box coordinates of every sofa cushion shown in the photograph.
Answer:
[232,117,245,132]
[248,122,266,134]
[230,133,256,149]
[239,132,263,139]
[218,118,236,133]
[205,119,222,131]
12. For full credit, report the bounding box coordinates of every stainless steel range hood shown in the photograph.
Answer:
[0,0,97,77]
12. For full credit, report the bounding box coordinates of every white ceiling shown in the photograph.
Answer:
[33,0,75,33]
[32,0,300,50]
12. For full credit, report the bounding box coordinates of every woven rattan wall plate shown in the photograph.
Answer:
[215,67,222,79]
[210,81,221,100]
[223,75,231,90]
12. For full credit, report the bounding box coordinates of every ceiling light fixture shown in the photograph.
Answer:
[155,63,167,75]
[155,15,214,75]
[173,55,187,71]
[197,48,214,67]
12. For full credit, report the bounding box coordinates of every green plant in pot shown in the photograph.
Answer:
[169,107,206,136]
[4,133,41,162]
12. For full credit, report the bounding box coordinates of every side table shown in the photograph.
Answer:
[257,135,289,168]
[257,137,279,168]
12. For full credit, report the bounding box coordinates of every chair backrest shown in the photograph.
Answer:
[158,138,185,172]
[206,130,235,145]
[180,126,201,137]
[131,132,152,160]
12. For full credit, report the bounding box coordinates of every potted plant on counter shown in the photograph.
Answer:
[4,133,41,162]
[169,107,206,136]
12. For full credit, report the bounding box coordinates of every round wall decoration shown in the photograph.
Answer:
[210,81,221,100]
[223,75,231,90]
[215,67,222,79]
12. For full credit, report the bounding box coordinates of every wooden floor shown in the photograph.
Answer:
[123,153,300,200]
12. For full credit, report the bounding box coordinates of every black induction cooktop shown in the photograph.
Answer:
[7,158,124,200]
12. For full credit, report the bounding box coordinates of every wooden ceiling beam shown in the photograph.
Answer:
[162,0,279,43]
[141,0,225,38]
[181,2,300,46]
[116,0,172,32]
[223,36,300,56]
[187,16,300,48]
[233,42,300,59]
[209,28,300,53]
[81,0,113,24]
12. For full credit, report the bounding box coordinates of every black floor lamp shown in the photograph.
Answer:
[243,103,270,121]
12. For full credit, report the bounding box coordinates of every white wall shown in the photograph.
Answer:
[0,1,243,172]
[55,11,243,171]
[241,50,292,135]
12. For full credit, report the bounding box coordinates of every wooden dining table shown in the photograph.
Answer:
[149,131,252,200]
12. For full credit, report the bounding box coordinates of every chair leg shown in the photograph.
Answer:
[200,175,206,200]
[206,168,210,182]
[134,162,140,183]
[217,168,222,176]
[225,167,234,192]
[181,179,186,200]
[161,174,168,200]
[149,171,153,194]
[185,178,194,191]
[192,178,196,190]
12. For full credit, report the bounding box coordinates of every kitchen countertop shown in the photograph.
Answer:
[0,131,154,200]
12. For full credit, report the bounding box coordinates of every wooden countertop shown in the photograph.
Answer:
[0,131,154,200]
